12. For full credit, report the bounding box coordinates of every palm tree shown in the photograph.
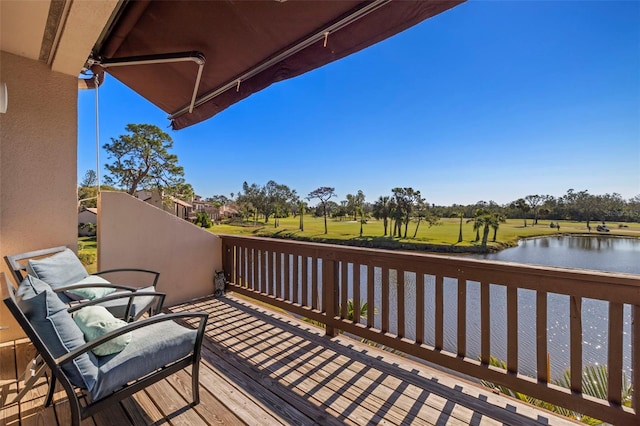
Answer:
[454,211,464,243]
[372,196,391,236]
[490,212,506,242]
[512,198,530,227]
[357,207,366,237]
[298,201,306,231]
[467,208,488,242]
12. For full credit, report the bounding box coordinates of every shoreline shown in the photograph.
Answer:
[236,230,640,255]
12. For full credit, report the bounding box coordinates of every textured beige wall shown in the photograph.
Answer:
[98,191,222,307]
[0,52,79,342]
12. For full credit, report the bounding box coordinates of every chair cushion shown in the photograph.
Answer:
[64,275,116,301]
[91,317,197,400]
[15,276,99,391]
[95,286,157,320]
[27,248,89,289]
[73,306,132,356]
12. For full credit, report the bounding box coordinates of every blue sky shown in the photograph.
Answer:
[78,0,640,206]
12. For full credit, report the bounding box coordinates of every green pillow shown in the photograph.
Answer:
[65,275,116,301]
[73,306,132,356]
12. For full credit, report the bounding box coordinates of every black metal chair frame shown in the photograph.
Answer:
[5,245,164,321]
[3,274,208,426]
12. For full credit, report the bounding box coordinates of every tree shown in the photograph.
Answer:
[489,212,506,242]
[298,201,306,231]
[372,196,391,236]
[307,187,336,234]
[455,211,465,243]
[103,124,184,195]
[468,208,488,242]
[511,198,530,227]
[345,190,365,221]
[78,170,98,209]
[194,211,212,228]
[391,187,421,238]
[357,206,366,237]
[524,195,550,225]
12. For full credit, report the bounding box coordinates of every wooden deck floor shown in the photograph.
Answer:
[1,294,578,426]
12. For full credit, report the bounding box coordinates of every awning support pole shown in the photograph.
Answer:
[87,51,206,114]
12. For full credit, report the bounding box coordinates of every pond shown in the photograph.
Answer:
[475,235,640,275]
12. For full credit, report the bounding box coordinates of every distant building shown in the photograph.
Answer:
[136,189,193,221]
[78,207,97,236]
[191,195,220,221]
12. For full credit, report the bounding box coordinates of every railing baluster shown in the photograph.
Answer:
[260,250,269,294]
[250,248,256,291]
[353,264,361,324]
[367,265,374,328]
[301,256,308,307]
[341,261,348,319]
[292,254,299,305]
[458,279,466,357]
[507,286,518,373]
[235,246,242,285]
[416,273,424,345]
[312,257,318,310]
[570,295,583,393]
[271,251,276,296]
[536,291,548,383]
[397,270,405,338]
[608,302,624,405]
[382,266,389,334]
[275,252,282,299]
[481,281,490,365]
[435,275,443,351]
[284,252,290,302]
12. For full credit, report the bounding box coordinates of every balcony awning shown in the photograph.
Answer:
[90,0,463,130]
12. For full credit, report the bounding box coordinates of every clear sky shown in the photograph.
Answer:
[78,0,640,206]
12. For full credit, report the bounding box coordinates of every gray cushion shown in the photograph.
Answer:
[90,317,197,400]
[95,286,157,320]
[27,248,89,289]
[15,276,99,391]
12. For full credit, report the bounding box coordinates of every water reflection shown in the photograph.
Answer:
[477,236,640,274]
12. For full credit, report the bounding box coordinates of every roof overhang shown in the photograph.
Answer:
[89,0,464,130]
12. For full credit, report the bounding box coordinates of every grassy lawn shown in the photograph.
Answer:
[78,217,639,260]
[78,236,98,273]
[208,216,640,253]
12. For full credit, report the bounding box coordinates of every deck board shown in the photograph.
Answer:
[1,294,579,426]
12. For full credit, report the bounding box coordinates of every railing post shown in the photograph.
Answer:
[323,258,339,337]
[223,240,234,284]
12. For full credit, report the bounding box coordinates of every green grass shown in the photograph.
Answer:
[208,216,640,253]
[78,236,98,274]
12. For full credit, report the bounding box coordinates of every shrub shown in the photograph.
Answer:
[78,252,96,266]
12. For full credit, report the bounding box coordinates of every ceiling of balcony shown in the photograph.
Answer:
[0,0,118,76]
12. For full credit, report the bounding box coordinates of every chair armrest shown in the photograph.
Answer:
[67,291,167,320]
[53,283,138,293]
[94,269,160,287]
[56,312,208,367]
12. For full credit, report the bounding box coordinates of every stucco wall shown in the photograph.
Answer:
[98,191,222,306]
[0,52,78,342]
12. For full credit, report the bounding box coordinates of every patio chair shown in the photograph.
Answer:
[5,246,165,322]
[3,273,208,425]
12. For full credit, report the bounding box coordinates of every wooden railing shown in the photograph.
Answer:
[221,235,639,424]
